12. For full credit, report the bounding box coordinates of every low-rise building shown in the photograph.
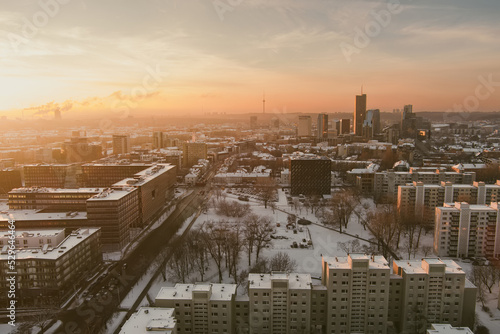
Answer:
[119,307,177,334]
[0,228,101,306]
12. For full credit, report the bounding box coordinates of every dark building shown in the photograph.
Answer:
[340,119,351,134]
[61,137,102,163]
[317,113,328,139]
[112,134,130,155]
[0,169,22,194]
[86,187,139,250]
[79,163,152,187]
[182,142,207,168]
[290,156,331,196]
[23,164,77,188]
[113,164,177,227]
[354,93,367,136]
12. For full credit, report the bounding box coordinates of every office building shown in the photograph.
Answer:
[0,228,101,306]
[391,258,476,331]
[113,164,177,226]
[297,116,312,137]
[119,307,177,334]
[61,136,102,163]
[317,114,328,139]
[113,134,130,155]
[354,93,367,136]
[182,142,208,168]
[8,187,103,211]
[0,169,22,194]
[290,156,331,195]
[79,162,152,187]
[23,164,78,188]
[434,202,500,258]
[152,131,165,149]
[340,119,350,135]
[363,109,380,139]
[86,187,139,250]
[398,181,500,224]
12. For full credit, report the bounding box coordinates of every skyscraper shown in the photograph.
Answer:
[297,116,312,137]
[354,93,367,136]
[363,109,380,138]
[112,134,130,155]
[340,119,351,134]
[317,113,328,139]
[153,131,164,149]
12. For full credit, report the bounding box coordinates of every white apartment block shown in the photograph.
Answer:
[152,255,476,334]
[248,272,313,334]
[391,259,476,333]
[398,181,500,224]
[427,324,473,334]
[435,202,500,258]
[372,170,475,202]
[322,254,390,334]
[119,307,177,334]
[155,283,237,334]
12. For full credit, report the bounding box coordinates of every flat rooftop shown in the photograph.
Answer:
[119,307,176,334]
[156,283,237,302]
[248,272,312,290]
[0,228,100,260]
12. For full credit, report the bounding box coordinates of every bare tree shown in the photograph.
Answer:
[472,264,500,294]
[204,221,229,283]
[269,252,297,272]
[337,239,362,254]
[243,214,259,267]
[186,229,209,282]
[168,236,192,283]
[367,205,401,259]
[253,216,273,262]
[326,189,358,233]
[256,178,277,209]
[225,225,243,284]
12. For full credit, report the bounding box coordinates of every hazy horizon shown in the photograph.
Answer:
[1,0,499,119]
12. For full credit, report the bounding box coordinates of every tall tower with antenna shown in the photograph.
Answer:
[262,92,266,114]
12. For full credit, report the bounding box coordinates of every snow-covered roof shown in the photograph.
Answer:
[119,307,176,334]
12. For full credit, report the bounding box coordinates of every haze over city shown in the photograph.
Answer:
[1,0,499,119]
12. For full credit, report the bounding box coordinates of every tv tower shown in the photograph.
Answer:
[263,92,266,114]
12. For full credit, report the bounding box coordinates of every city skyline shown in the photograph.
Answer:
[0,0,499,119]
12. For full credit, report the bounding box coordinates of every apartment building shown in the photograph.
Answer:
[322,254,390,334]
[112,134,130,155]
[119,307,177,334]
[151,254,476,334]
[248,272,313,334]
[290,156,331,196]
[0,228,101,306]
[427,324,473,334]
[434,202,500,258]
[391,258,476,332]
[155,283,237,334]
[398,181,500,224]
[372,169,476,202]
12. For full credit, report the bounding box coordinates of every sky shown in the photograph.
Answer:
[0,0,499,119]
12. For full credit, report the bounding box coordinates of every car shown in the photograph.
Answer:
[302,238,307,243]
[298,219,312,225]
[293,229,297,234]
[276,223,281,227]
[292,241,298,248]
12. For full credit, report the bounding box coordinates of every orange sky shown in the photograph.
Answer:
[1,0,499,119]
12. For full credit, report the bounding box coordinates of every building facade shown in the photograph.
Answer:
[79,163,152,187]
[298,116,312,137]
[112,134,130,155]
[290,156,331,196]
[182,142,208,168]
[354,94,367,136]
[434,202,500,258]
[0,228,101,306]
